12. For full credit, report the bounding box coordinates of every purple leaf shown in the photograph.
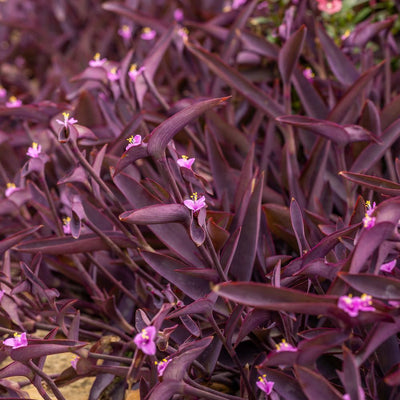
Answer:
[0,225,42,255]
[290,197,310,255]
[342,347,364,400]
[147,380,183,400]
[114,144,149,176]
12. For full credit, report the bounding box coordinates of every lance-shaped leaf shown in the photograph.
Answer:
[0,225,42,255]
[295,365,343,400]
[316,24,359,87]
[147,380,184,400]
[382,94,400,130]
[141,251,210,300]
[114,144,149,176]
[339,171,400,196]
[186,42,283,119]
[120,204,190,225]
[15,232,135,254]
[0,361,33,380]
[359,99,381,135]
[214,282,337,315]
[339,273,400,300]
[90,144,108,200]
[147,96,229,160]
[290,197,310,255]
[341,347,365,400]
[278,25,307,84]
[163,336,213,381]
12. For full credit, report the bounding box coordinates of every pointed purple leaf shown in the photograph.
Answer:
[0,225,42,255]
[120,204,190,225]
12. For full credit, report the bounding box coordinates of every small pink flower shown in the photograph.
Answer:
[275,339,297,352]
[317,0,342,14]
[358,294,375,313]
[303,67,315,81]
[27,142,42,158]
[232,0,247,9]
[107,67,121,82]
[89,53,107,67]
[134,326,157,355]
[177,155,195,169]
[118,25,132,40]
[63,217,71,235]
[256,374,274,396]
[343,395,350,400]
[363,201,377,230]
[4,332,28,349]
[338,294,375,317]
[6,96,22,108]
[389,301,400,307]
[56,112,78,129]
[365,201,376,216]
[5,183,20,197]
[155,358,171,377]
[380,260,396,273]
[128,63,145,82]
[71,356,79,370]
[177,27,189,43]
[174,9,184,22]
[125,135,142,151]
[141,27,156,41]
[0,86,6,99]
[184,192,206,212]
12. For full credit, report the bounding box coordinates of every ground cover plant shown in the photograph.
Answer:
[0,0,399,399]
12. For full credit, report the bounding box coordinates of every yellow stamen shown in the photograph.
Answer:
[129,63,138,72]
[122,25,129,32]
[142,27,151,33]
[191,192,198,201]
[6,183,16,189]
[111,67,117,74]
[32,142,38,149]
[94,52,101,61]
[62,112,70,119]
[63,217,71,225]
[181,155,188,160]
[9,96,17,102]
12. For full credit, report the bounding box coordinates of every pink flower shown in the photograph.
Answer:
[4,332,28,349]
[5,183,20,197]
[389,301,400,307]
[125,135,142,151]
[303,67,315,81]
[365,201,376,216]
[0,86,6,99]
[89,53,107,67]
[174,9,184,22]
[71,356,79,370]
[256,374,274,396]
[184,192,206,212]
[380,260,396,273]
[343,395,350,400]
[134,326,157,355]
[6,96,22,108]
[56,112,78,129]
[177,155,195,169]
[155,358,171,377]
[141,27,156,41]
[118,25,132,40]
[128,63,146,82]
[275,339,297,352]
[177,28,189,43]
[63,217,71,235]
[358,294,375,312]
[362,201,377,230]
[232,0,247,9]
[338,294,375,317]
[27,142,42,158]
[317,0,342,14]
[107,67,121,82]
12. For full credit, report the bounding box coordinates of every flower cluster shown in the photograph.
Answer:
[362,201,376,230]
[338,294,375,317]
[134,326,157,355]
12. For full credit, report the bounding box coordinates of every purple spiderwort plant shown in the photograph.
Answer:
[107,67,121,82]
[118,25,132,40]
[275,339,297,352]
[338,294,375,317]
[134,326,157,355]
[63,217,71,235]
[128,64,145,82]
[5,183,20,197]
[3,332,28,349]
[362,201,376,230]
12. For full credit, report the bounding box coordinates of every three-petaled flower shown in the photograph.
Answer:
[3,332,28,349]
[63,217,71,235]
[303,67,315,81]
[56,112,78,129]
[107,67,121,82]
[155,358,171,377]
[5,183,20,197]
[275,339,297,352]
[27,142,42,158]
[141,27,156,41]
[128,63,146,82]
[134,326,157,355]
[177,155,195,170]
[118,25,132,40]
[184,192,206,212]
[362,200,376,230]
[89,53,107,67]
[256,374,274,396]
[6,96,22,108]
[126,135,142,151]
[338,294,375,317]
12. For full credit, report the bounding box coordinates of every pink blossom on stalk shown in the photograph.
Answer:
[275,339,297,352]
[26,142,42,158]
[107,67,121,82]
[6,96,22,108]
[184,192,206,212]
[3,332,28,349]
[303,67,315,81]
[155,358,171,377]
[128,63,145,82]
[316,0,342,14]
[63,217,71,235]
[5,183,20,197]
[177,27,189,43]
[125,135,142,151]
[118,25,132,40]
[362,200,377,230]
[380,259,396,273]
[71,356,79,370]
[89,52,107,67]
[232,0,247,9]
[0,86,6,99]
[177,155,195,169]
[56,112,78,129]
[174,8,184,22]
[134,326,157,355]
[256,374,274,396]
[141,27,156,41]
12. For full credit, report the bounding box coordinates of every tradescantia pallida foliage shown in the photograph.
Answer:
[0,0,399,399]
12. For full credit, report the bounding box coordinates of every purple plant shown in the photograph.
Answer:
[0,0,399,399]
